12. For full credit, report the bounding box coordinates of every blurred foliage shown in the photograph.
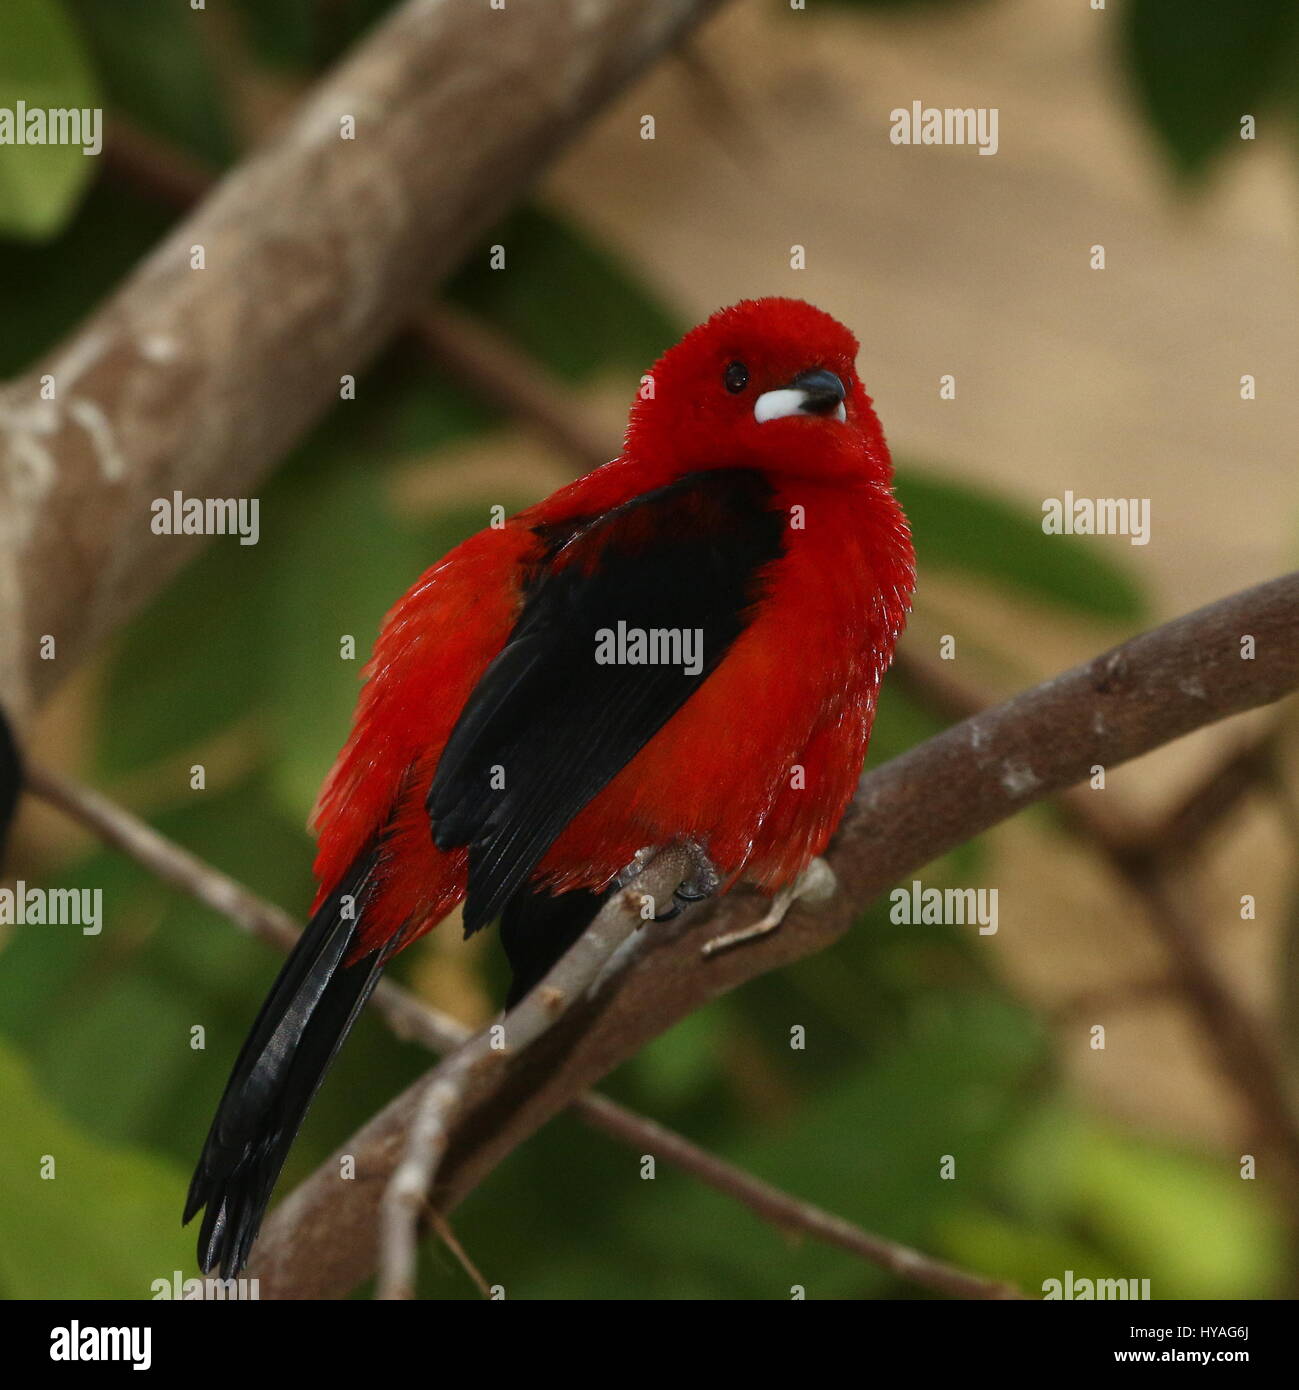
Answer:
[66,0,234,167]
[824,0,1299,182]
[1122,0,1299,179]
[5,0,1295,243]
[226,0,400,73]
[0,0,1289,1302]
[895,472,1146,622]
[941,1107,1285,1300]
[0,0,99,238]
[0,1038,192,1299]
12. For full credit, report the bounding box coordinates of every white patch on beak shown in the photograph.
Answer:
[753,389,846,424]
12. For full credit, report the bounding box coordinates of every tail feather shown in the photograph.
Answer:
[188,858,615,1274]
[185,849,384,1277]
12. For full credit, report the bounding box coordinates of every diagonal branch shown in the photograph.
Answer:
[0,0,723,723]
[241,571,1299,1298]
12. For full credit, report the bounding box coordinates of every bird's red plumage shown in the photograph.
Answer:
[309,297,915,959]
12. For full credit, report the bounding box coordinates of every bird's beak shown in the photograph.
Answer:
[753,369,847,424]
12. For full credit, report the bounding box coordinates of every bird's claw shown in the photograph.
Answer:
[701,858,836,957]
[627,834,727,922]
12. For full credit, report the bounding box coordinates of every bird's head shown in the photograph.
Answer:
[626,297,891,483]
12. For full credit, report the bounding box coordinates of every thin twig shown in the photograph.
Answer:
[23,761,467,1051]
[571,1093,1023,1299]
[99,117,212,209]
[427,1210,492,1300]
[411,305,614,473]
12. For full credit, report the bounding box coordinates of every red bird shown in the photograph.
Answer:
[185,297,915,1275]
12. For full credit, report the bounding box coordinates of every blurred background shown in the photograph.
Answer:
[1,0,1298,1299]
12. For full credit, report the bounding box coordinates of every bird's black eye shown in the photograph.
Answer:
[723,361,749,394]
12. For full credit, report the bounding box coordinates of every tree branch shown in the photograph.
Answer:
[26,761,1018,1299]
[242,571,1299,1297]
[901,646,1299,1194]
[15,35,1294,1301]
[411,304,614,473]
[0,0,722,722]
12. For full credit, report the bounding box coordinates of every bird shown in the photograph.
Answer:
[184,296,915,1277]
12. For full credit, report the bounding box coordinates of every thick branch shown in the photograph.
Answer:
[245,571,1299,1297]
[0,0,721,721]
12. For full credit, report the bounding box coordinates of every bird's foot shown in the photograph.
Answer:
[647,839,720,922]
[701,857,836,957]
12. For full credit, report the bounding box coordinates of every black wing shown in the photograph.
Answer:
[426,467,787,935]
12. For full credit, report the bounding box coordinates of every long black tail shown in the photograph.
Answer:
[184,850,385,1277]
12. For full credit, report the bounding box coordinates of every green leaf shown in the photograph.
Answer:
[67,0,233,166]
[0,1036,191,1298]
[938,1207,1117,1298]
[1073,1123,1283,1298]
[448,205,680,385]
[894,470,1146,621]
[1122,0,1299,179]
[97,534,274,779]
[942,1107,1286,1298]
[0,0,101,240]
